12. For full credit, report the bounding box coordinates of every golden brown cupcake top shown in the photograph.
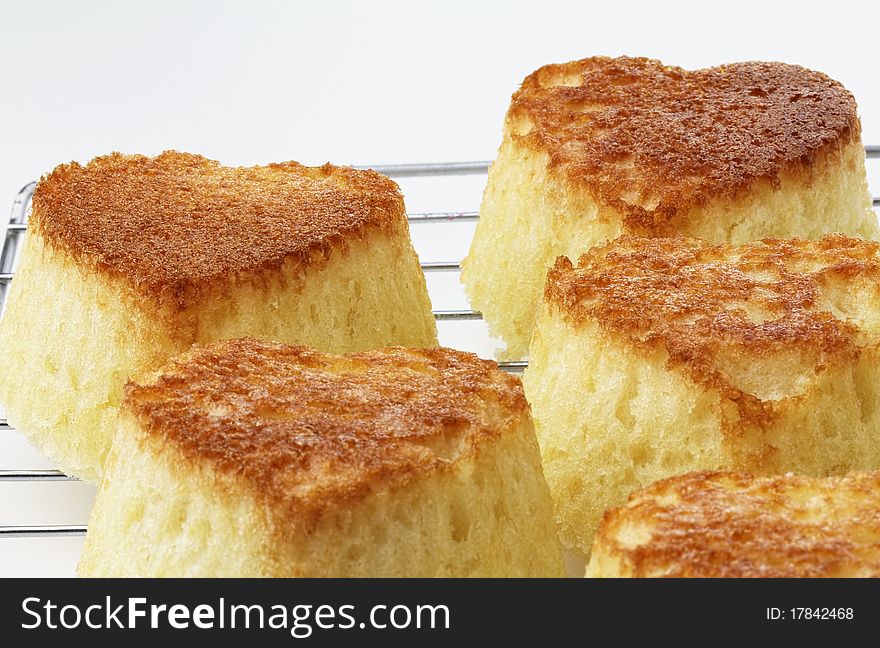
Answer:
[544,235,880,414]
[592,470,880,578]
[122,338,526,530]
[509,57,860,231]
[32,151,405,309]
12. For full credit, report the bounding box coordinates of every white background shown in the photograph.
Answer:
[1,0,879,576]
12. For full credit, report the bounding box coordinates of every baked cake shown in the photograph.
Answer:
[462,56,878,358]
[0,152,437,482]
[523,235,880,556]
[588,471,880,577]
[77,339,564,577]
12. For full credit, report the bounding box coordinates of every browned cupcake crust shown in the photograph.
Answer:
[122,338,526,529]
[594,470,880,577]
[544,235,880,418]
[510,57,860,230]
[31,151,405,308]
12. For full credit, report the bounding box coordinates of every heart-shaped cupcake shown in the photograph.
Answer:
[462,56,877,360]
[510,56,862,228]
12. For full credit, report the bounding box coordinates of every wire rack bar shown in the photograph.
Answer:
[0,470,77,482]
[407,210,479,223]
[422,261,463,272]
[0,525,86,538]
[2,267,465,284]
[2,210,481,235]
[433,309,482,321]
[354,161,490,177]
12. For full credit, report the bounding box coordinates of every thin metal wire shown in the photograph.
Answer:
[5,263,462,282]
[354,161,490,177]
[433,309,483,321]
[2,210,481,234]
[0,525,86,538]
[0,205,475,283]
[407,210,479,223]
[0,470,77,482]
[421,261,463,272]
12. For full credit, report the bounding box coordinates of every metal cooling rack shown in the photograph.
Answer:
[2,150,879,541]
